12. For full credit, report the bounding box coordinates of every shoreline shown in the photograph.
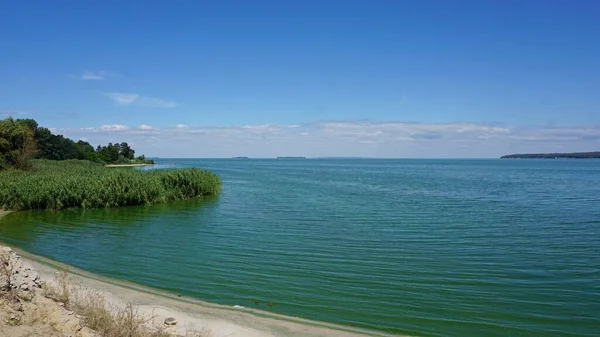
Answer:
[103,163,155,167]
[0,212,398,337]
[0,210,11,219]
[10,245,397,337]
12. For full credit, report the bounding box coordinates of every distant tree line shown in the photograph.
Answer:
[501,151,600,159]
[0,117,152,170]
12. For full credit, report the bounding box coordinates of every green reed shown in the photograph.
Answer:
[0,160,220,210]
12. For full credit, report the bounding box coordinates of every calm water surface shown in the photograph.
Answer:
[1,159,599,336]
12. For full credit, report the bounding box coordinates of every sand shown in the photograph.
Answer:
[0,290,98,337]
[1,245,397,337]
[104,164,155,167]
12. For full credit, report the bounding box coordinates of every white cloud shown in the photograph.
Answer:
[137,97,179,108]
[82,124,129,132]
[104,93,178,108]
[138,124,154,130]
[72,70,112,80]
[99,124,128,132]
[53,121,600,158]
[105,93,140,105]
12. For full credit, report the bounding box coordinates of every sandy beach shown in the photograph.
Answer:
[103,164,155,167]
[0,241,397,337]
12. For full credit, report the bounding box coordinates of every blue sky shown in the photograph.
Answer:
[1,0,599,157]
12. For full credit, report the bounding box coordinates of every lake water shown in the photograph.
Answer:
[1,159,599,336]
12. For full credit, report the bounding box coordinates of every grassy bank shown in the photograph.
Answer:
[0,160,220,210]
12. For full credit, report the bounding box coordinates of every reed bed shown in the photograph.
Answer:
[0,160,220,210]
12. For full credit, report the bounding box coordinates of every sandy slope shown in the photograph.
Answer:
[0,245,99,337]
[0,292,98,337]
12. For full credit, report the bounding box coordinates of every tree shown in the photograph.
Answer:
[97,143,120,163]
[0,118,38,170]
[17,119,39,133]
[34,128,80,161]
[1,117,151,168]
[119,142,135,160]
[113,142,121,155]
[75,140,99,162]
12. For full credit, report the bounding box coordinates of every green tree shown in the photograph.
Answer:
[119,142,135,160]
[2,117,151,167]
[35,128,79,161]
[0,117,38,170]
[97,143,120,163]
[75,140,99,162]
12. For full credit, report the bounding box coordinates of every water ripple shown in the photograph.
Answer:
[1,159,599,336]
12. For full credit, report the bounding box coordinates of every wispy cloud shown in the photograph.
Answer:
[0,110,29,117]
[137,96,179,108]
[71,70,113,80]
[83,124,129,132]
[53,121,600,158]
[138,124,154,130]
[104,93,179,108]
[105,93,140,105]
[106,92,140,105]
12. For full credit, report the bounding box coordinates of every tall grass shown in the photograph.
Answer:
[0,160,220,210]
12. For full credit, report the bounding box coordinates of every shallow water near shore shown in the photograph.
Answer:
[1,159,600,336]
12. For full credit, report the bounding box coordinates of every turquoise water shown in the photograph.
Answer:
[1,159,599,336]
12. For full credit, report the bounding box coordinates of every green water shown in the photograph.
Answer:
[1,159,599,336]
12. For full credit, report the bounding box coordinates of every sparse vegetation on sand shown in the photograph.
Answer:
[1,247,210,337]
[42,272,211,337]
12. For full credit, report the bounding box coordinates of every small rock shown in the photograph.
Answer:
[20,284,29,291]
[79,327,96,337]
[58,302,65,307]
[233,305,245,309]
[164,317,177,326]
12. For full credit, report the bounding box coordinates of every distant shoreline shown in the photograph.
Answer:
[501,151,600,159]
